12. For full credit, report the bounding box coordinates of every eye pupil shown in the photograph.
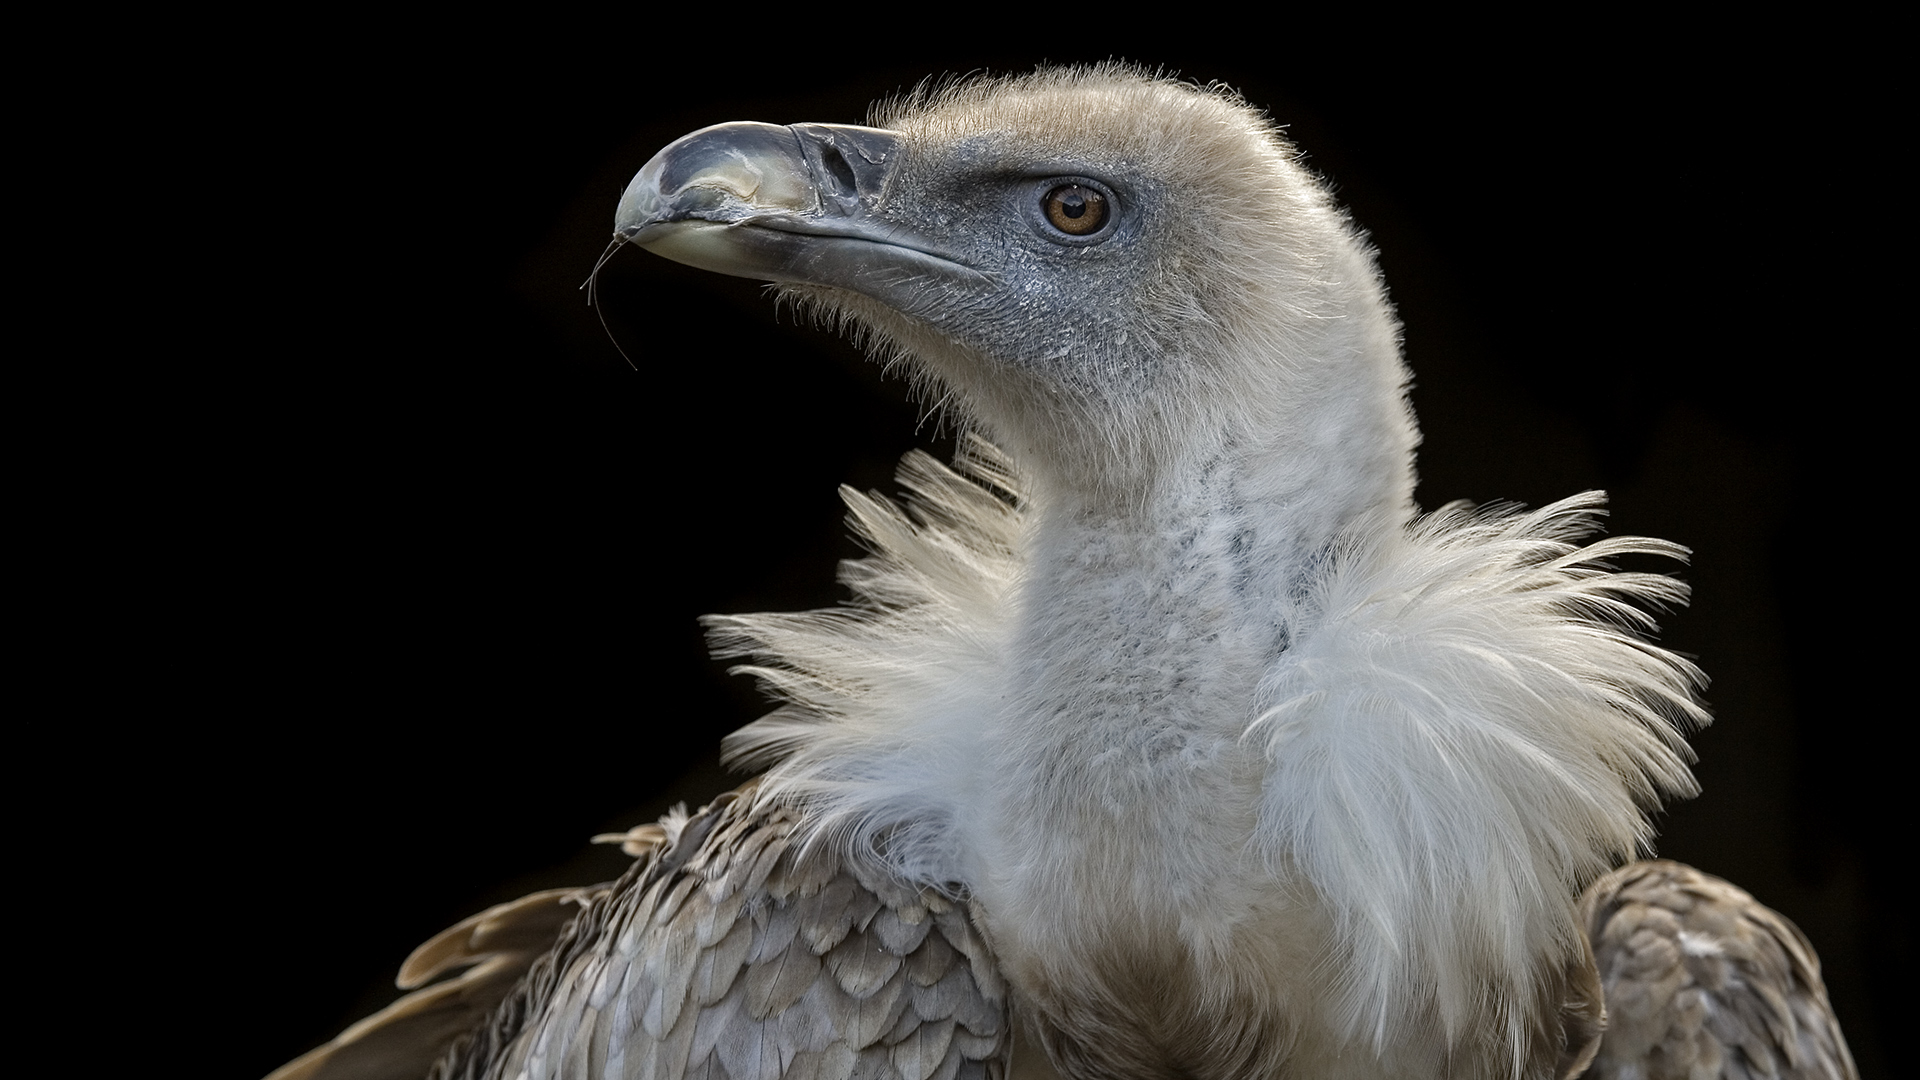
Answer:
[1043,184,1109,236]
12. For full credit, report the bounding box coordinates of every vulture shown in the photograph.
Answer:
[273,67,1857,1080]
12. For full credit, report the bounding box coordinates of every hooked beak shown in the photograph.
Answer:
[615,121,981,295]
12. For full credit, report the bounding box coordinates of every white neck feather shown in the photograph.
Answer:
[715,354,1700,1075]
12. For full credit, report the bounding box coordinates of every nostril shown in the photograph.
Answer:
[820,142,858,195]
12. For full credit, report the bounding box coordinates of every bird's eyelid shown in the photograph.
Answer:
[1013,168,1123,190]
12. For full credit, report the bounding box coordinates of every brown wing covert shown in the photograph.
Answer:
[1578,860,1857,1080]
[427,786,1012,1080]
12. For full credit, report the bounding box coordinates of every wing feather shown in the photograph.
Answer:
[271,783,1012,1080]
[1578,860,1858,1080]
[266,885,616,1080]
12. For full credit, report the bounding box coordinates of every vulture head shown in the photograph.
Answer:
[619,69,1413,521]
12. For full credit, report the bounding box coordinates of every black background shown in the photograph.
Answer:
[134,33,1889,1080]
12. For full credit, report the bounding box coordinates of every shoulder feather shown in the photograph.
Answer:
[441,786,1011,1080]
[1578,859,1858,1080]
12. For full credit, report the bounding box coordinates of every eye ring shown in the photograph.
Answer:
[1041,183,1110,237]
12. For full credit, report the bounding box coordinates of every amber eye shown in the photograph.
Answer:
[1042,184,1109,236]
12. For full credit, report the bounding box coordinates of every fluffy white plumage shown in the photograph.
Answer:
[1247,495,1700,1051]
[712,452,1705,1075]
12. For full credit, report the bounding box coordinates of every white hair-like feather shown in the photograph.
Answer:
[716,445,1704,1067]
[1252,494,1705,1054]
[712,437,1026,889]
